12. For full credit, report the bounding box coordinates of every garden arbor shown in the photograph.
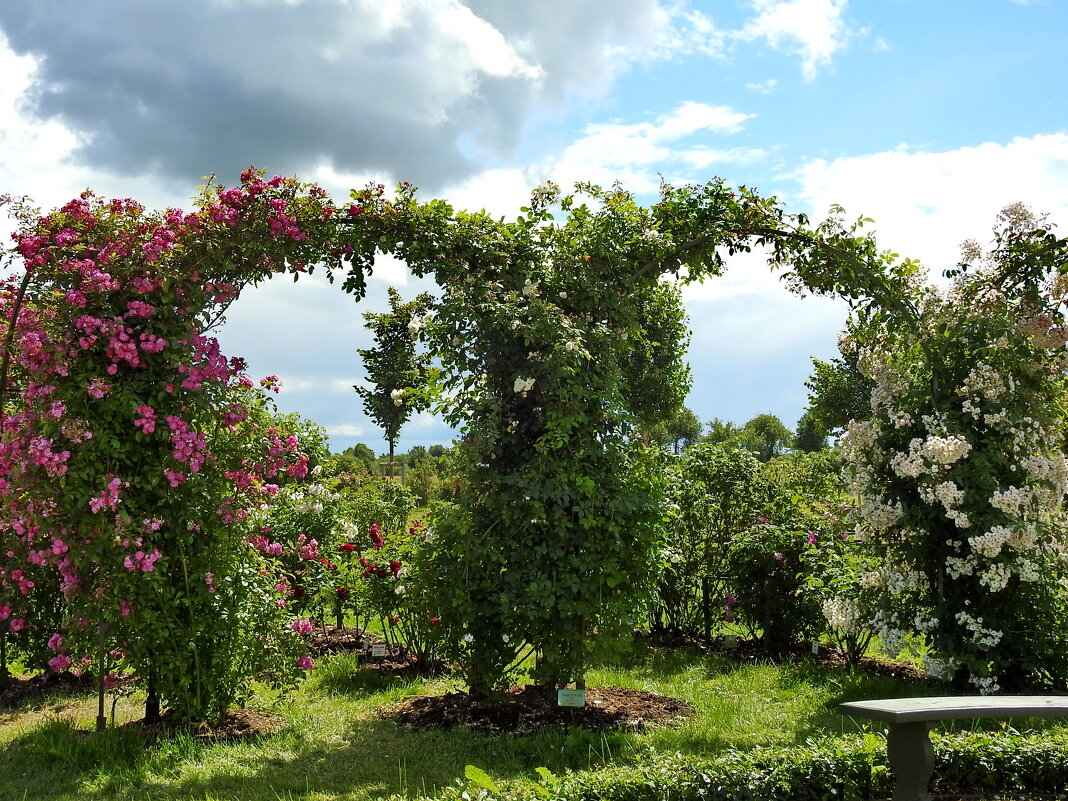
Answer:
[5,168,1061,718]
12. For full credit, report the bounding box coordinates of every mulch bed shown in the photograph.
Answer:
[126,708,286,741]
[307,625,370,655]
[306,625,449,676]
[638,629,929,681]
[383,685,694,734]
[0,671,137,709]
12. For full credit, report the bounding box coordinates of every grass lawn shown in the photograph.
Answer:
[0,642,1061,801]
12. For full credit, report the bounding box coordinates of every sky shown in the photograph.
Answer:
[1,0,1067,455]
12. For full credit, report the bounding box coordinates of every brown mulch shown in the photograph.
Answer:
[638,629,929,681]
[306,625,370,655]
[0,671,138,709]
[0,671,93,708]
[129,708,286,741]
[383,685,694,734]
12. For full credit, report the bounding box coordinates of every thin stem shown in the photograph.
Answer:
[0,267,34,416]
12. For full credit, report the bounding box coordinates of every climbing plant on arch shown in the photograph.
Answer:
[1,166,963,718]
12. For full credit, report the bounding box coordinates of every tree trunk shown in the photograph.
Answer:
[145,671,161,724]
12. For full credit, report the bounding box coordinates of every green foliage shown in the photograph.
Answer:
[417,730,1068,801]
[406,455,443,505]
[803,351,874,437]
[657,444,764,635]
[741,413,794,462]
[648,405,702,453]
[658,446,855,652]
[620,281,692,432]
[793,409,828,452]
[354,286,436,463]
[701,417,744,447]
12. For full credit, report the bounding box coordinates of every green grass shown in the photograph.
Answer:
[0,644,1062,801]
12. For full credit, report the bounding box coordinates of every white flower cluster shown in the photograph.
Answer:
[969,675,1001,695]
[989,486,1031,517]
[513,376,536,396]
[408,315,424,336]
[890,434,972,479]
[390,388,405,406]
[959,362,1010,403]
[919,480,964,512]
[854,497,903,537]
[968,525,1013,558]
[923,434,972,465]
[1016,558,1042,582]
[531,180,559,207]
[521,278,539,298]
[978,562,1012,592]
[884,568,929,595]
[925,656,960,681]
[822,597,861,633]
[945,554,975,579]
[954,610,1003,649]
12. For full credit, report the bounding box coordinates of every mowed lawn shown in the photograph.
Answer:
[0,643,1059,801]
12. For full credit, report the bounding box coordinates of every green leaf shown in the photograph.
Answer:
[464,765,499,793]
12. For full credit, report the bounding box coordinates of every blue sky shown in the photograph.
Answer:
[1,0,1066,454]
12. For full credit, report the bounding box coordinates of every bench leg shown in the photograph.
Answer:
[886,721,936,801]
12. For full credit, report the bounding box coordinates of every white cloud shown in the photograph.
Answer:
[0,0,674,190]
[436,101,763,218]
[738,0,852,81]
[745,78,779,94]
[326,424,367,437]
[791,134,1068,271]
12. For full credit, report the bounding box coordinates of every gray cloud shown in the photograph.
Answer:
[0,0,670,189]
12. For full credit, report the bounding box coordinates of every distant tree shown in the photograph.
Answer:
[428,444,448,459]
[803,350,873,436]
[346,442,378,464]
[794,409,828,452]
[742,413,793,462]
[650,405,703,453]
[702,417,744,447]
[354,287,435,475]
[338,443,378,474]
[407,445,428,462]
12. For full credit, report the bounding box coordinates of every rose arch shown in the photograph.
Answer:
[2,168,1065,724]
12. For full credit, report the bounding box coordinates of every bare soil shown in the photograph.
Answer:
[383,684,694,734]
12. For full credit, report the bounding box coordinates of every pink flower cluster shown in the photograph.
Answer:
[166,415,208,472]
[134,405,156,434]
[123,548,162,572]
[249,535,284,556]
[1,171,341,689]
[89,476,124,514]
[297,534,319,560]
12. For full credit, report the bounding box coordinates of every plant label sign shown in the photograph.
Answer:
[557,688,586,708]
[371,643,387,658]
[724,635,738,649]
[811,640,820,655]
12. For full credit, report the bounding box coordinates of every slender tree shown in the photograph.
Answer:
[354,287,434,475]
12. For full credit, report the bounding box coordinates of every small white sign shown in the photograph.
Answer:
[724,635,738,649]
[811,640,820,655]
[371,643,387,658]
[557,688,587,708]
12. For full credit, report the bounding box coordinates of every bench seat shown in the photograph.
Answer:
[839,696,1068,801]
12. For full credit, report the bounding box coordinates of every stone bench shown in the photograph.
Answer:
[838,696,1068,801]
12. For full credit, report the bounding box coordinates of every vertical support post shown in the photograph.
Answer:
[886,721,936,801]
